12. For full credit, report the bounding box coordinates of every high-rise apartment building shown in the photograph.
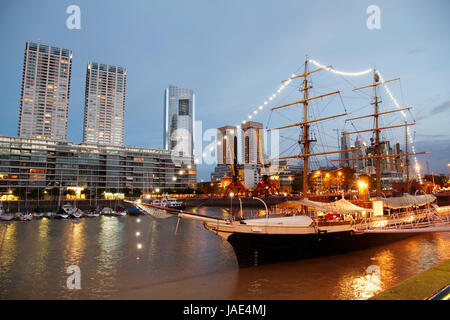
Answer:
[83,62,126,146]
[18,42,72,141]
[217,125,237,165]
[164,85,195,157]
[241,121,264,164]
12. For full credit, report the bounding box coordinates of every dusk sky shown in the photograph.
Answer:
[1,0,449,180]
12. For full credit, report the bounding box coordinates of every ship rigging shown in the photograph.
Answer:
[129,56,450,266]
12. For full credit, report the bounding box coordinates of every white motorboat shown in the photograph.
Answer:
[32,209,44,219]
[85,208,100,217]
[152,196,186,210]
[0,214,14,221]
[45,212,56,219]
[69,208,83,219]
[55,206,69,219]
[86,211,100,217]
[0,203,14,221]
[16,213,33,221]
[101,207,114,216]
[57,203,83,218]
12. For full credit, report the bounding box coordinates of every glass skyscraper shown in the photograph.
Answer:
[18,42,72,141]
[83,62,126,146]
[241,121,264,164]
[163,85,195,157]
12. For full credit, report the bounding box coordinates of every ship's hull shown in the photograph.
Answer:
[227,231,415,267]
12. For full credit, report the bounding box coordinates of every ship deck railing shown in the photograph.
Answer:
[354,208,450,232]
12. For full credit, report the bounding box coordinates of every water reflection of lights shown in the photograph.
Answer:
[0,224,18,277]
[98,217,122,276]
[35,218,51,276]
[336,249,395,300]
[38,218,50,241]
[64,220,86,265]
[434,234,450,260]
[350,268,383,300]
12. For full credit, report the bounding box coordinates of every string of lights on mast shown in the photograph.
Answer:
[231,58,422,183]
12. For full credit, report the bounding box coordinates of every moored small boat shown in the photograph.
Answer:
[0,203,14,221]
[85,207,100,217]
[69,208,83,219]
[127,207,143,216]
[101,207,114,216]
[152,196,186,210]
[32,208,44,219]
[16,212,33,221]
[112,206,127,217]
[45,211,56,219]
[55,207,69,219]
[0,213,15,221]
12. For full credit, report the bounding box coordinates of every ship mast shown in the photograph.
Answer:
[337,69,426,197]
[405,120,410,194]
[301,58,312,195]
[268,56,354,196]
[373,67,381,196]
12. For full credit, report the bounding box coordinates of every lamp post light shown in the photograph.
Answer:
[253,197,269,221]
[358,179,369,203]
[238,197,243,218]
[338,171,342,193]
[229,192,234,218]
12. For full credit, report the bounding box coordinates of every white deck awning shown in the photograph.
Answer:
[282,198,372,214]
[376,194,436,209]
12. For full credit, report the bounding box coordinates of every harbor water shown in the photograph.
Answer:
[0,206,449,300]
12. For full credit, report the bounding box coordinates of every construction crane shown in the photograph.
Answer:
[223,134,247,196]
[253,129,283,197]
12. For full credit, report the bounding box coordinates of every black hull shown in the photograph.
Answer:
[227,231,416,267]
[168,205,186,210]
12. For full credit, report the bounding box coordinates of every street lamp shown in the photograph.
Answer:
[229,192,234,218]
[338,171,342,192]
[253,197,269,220]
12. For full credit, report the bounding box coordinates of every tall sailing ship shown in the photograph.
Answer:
[130,57,450,266]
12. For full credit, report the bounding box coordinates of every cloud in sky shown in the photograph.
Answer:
[1,0,449,180]
[429,100,450,117]
[406,47,426,56]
